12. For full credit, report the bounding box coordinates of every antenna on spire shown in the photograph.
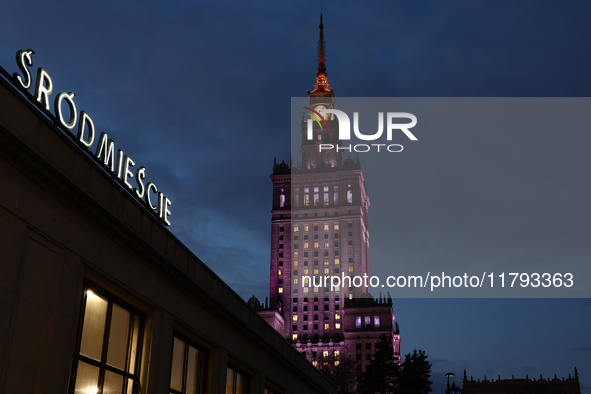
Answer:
[318,13,326,74]
[311,13,330,93]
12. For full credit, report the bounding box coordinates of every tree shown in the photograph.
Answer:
[397,349,433,394]
[445,381,462,394]
[357,335,399,394]
[310,346,357,393]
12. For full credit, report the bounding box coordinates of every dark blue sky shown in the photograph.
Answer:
[1,1,590,393]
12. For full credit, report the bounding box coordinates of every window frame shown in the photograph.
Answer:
[169,334,207,394]
[69,286,144,394]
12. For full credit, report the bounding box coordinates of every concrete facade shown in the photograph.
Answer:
[0,59,337,394]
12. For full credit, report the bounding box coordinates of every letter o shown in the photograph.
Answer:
[55,92,77,130]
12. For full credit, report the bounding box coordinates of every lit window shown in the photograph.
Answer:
[324,259,329,265]
[314,187,319,193]
[279,193,285,208]
[170,337,204,394]
[278,269,283,275]
[334,361,340,366]
[324,242,329,248]
[348,249,353,254]
[304,277,309,285]
[355,316,361,328]
[226,367,247,394]
[278,288,283,293]
[314,269,319,274]
[304,243,309,249]
[294,226,299,232]
[374,316,380,328]
[314,242,319,248]
[347,190,353,204]
[304,225,309,232]
[294,252,299,258]
[365,316,371,327]
[293,315,298,321]
[334,350,340,356]
[324,224,329,231]
[72,290,142,394]
[334,259,339,265]
[292,334,298,341]
[293,278,298,285]
[304,194,309,206]
[324,186,329,192]
[349,266,354,272]
[335,323,341,329]
[293,261,298,267]
[303,287,309,293]
[323,350,329,357]
[324,268,329,274]
[334,224,339,230]
[313,287,319,293]
[324,194,329,205]
[335,313,340,320]
[314,193,319,206]
[324,323,329,330]
[312,361,318,367]
[304,269,309,275]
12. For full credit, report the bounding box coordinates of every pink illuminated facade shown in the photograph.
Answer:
[259,14,401,373]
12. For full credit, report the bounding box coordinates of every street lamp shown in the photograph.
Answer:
[445,372,455,392]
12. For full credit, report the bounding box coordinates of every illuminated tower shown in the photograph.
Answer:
[265,14,400,374]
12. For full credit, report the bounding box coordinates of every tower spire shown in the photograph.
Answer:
[312,13,330,93]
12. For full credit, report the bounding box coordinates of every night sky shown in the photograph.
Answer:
[1,1,590,393]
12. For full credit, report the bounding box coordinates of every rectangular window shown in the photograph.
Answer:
[324,224,329,231]
[324,259,329,265]
[278,288,283,293]
[324,268,329,274]
[170,337,205,394]
[335,323,341,329]
[314,242,319,248]
[304,243,309,249]
[334,224,339,230]
[334,259,340,265]
[374,316,381,328]
[304,225,309,232]
[71,289,142,394]
[365,316,371,327]
[314,269,319,274]
[324,323,329,330]
[355,316,361,329]
[335,313,340,320]
[324,242,329,248]
[294,226,299,232]
[226,367,247,394]
[293,252,299,258]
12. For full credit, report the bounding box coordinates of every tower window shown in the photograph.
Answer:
[279,193,286,208]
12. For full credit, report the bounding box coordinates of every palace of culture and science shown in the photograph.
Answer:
[252,15,401,373]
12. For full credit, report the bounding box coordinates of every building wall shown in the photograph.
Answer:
[0,68,337,394]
